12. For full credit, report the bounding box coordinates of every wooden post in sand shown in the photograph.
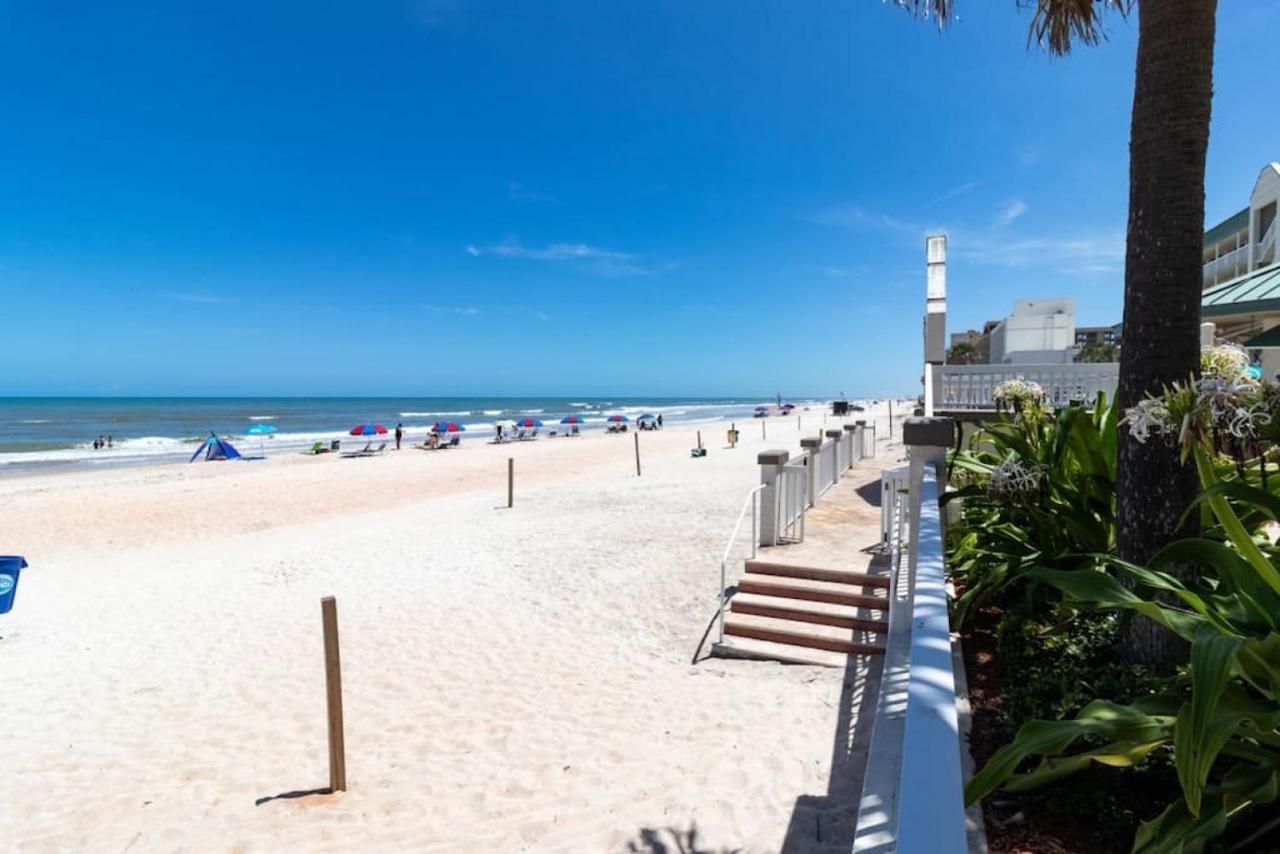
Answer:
[888,400,893,438]
[697,430,703,450]
[507,457,514,508]
[320,596,346,792]
[634,431,641,476]
[762,419,766,440]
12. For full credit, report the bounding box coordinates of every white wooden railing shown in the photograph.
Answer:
[1258,219,1277,266]
[779,458,807,544]
[855,439,969,853]
[930,362,1118,411]
[716,484,764,644]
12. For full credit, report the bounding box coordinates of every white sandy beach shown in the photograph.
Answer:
[1,408,898,852]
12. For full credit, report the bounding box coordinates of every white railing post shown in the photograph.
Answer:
[756,449,788,547]
[843,423,858,470]
[825,430,842,487]
[799,437,820,508]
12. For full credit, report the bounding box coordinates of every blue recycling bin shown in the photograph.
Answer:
[0,556,28,615]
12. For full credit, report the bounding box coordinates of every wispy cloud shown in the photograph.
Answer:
[993,199,1028,227]
[955,232,1124,273]
[166,291,229,304]
[507,182,558,204]
[921,181,981,209]
[807,205,922,236]
[497,305,551,321]
[809,265,860,279]
[410,0,461,29]
[422,303,479,316]
[466,238,634,262]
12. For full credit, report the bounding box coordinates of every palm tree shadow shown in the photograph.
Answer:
[624,824,741,854]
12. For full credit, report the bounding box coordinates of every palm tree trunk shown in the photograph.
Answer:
[1115,0,1218,668]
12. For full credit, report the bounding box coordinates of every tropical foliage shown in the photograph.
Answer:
[946,394,1117,626]
[963,370,1280,852]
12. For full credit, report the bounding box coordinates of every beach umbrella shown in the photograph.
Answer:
[607,414,629,423]
[350,422,388,436]
[780,403,795,411]
[432,421,466,433]
[559,415,584,424]
[638,413,656,420]
[513,417,543,428]
[246,423,277,455]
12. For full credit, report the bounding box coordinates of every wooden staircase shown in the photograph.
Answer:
[714,558,890,667]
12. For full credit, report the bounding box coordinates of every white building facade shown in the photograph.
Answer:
[988,298,1076,364]
[1203,162,1280,288]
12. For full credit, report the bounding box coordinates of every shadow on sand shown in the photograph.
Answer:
[780,557,888,852]
[254,786,334,806]
[623,824,742,853]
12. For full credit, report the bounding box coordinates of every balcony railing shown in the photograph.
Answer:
[930,362,1119,412]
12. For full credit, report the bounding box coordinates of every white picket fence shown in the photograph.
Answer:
[930,362,1118,411]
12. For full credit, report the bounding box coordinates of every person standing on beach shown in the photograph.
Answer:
[394,422,403,451]
[657,414,663,429]
[107,435,113,448]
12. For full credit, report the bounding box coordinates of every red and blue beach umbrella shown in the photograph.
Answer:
[350,422,388,436]
[432,421,466,433]
[559,415,584,425]
[514,417,543,428]
[607,414,629,423]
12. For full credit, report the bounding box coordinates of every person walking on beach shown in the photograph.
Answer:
[394,422,403,451]
[657,414,663,429]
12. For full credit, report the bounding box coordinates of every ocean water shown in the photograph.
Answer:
[0,396,836,475]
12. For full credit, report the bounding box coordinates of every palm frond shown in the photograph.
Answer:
[894,0,1133,55]
[1022,0,1133,55]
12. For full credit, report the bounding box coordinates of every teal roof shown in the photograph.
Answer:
[1244,326,1280,348]
[1202,265,1280,318]
[1204,208,1249,248]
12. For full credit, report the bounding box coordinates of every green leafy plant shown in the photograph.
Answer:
[945,394,1118,625]
[965,377,1280,852]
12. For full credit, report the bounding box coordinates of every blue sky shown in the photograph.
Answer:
[1,1,1277,397]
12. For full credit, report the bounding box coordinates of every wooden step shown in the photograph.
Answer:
[737,573,891,612]
[724,613,885,656]
[711,637,847,668]
[744,559,891,589]
[730,592,890,634]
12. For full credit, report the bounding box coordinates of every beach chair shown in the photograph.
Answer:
[448,434,461,448]
[571,425,580,436]
[330,439,341,452]
[303,441,325,455]
[370,441,387,454]
[528,428,539,439]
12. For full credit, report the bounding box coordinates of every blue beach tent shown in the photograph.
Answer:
[190,433,242,463]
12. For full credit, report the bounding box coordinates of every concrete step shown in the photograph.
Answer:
[723,613,885,656]
[744,559,890,590]
[711,637,847,668]
[730,592,890,634]
[737,573,891,612]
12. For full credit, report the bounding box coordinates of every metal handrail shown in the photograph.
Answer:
[718,484,765,643]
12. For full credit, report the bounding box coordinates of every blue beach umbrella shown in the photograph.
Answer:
[560,415,584,424]
[246,423,277,455]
